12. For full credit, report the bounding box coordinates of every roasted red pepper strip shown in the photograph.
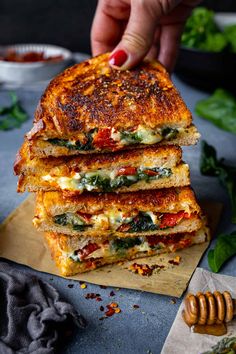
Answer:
[116,166,137,176]
[143,169,159,176]
[77,212,92,223]
[78,243,100,260]
[93,128,117,149]
[160,211,190,229]
[117,223,131,232]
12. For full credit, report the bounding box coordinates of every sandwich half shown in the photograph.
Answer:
[34,187,203,238]
[44,221,210,276]
[26,53,200,158]
[15,142,190,193]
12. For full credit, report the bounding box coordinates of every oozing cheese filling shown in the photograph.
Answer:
[53,210,191,233]
[67,233,195,263]
[42,166,172,192]
[47,125,182,151]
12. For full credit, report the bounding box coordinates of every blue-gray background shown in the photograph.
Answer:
[0,58,236,353]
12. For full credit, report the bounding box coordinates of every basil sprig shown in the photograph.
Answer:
[208,231,236,273]
[0,92,28,130]
[200,141,236,224]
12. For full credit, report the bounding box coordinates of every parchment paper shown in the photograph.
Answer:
[161,268,236,354]
[0,195,222,297]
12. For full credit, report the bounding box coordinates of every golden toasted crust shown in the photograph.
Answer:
[14,139,182,176]
[36,186,200,215]
[44,224,210,276]
[27,53,192,141]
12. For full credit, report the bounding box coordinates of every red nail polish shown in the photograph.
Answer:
[109,50,128,67]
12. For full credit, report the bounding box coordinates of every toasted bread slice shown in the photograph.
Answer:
[44,222,210,276]
[15,141,190,193]
[26,53,199,157]
[34,187,202,237]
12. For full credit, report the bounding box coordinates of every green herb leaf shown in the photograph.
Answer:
[126,213,157,233]
[195,89,236,135]
[120,131,143,143]
[224,24,236,53]
[203,336,236,354]
[208,231,236,272]
[181,7,227,52]
[0,92,28,131]
[111,237,142,252]
[200,141,236,223]
[48,134,94,151]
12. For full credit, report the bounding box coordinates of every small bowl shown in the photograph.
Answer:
[0,43,73,83]
[175,46,236,93]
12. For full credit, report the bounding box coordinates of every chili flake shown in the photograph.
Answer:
[109,302,118,308]
[67,284,74,289]
[80,283,87,289]
[100,285,107,289]
[85,293,97,299]
[105,308,115,317]
[133,305,140,309]
[100,306,104,311]
[109,291,115,297]
[128,263,164,276]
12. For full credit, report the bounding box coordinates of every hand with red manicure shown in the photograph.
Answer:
[91,0,201,72]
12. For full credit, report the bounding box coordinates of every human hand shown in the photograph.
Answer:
[91,0,201,72]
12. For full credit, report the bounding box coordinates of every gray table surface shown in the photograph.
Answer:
[0,58,236,354]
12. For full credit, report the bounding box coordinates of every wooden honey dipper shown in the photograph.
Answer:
[182,291,236,327]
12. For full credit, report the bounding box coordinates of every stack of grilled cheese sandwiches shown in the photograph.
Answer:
[14,53,209,276]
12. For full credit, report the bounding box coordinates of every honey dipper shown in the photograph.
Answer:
[182,291,236,326]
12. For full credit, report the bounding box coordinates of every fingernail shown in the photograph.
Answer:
[109,50,128,67]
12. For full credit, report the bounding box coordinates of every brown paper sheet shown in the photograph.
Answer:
[161,268,236,354]
[0,195,222,297]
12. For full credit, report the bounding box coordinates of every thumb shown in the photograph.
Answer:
[108,0,173,69]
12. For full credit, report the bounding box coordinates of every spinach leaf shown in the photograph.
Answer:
[81,174,113,192]
[195,89,236,134]
[224,24,236,53]
[200,141,236,223]
[49,133,94,151]
[110,175,138,189]
[120,130,143,143]
[111,237,142,252]
[161,127,178,140]
[53,213,87,231]
[181,7,227,52]
[53,214,68,226]
[208,231,236,272]
[127,213,157,233]
[0,92,28,130]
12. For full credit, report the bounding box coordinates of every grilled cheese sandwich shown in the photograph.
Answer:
[34,187,202,237]
[25,53,200,157]
[15,142,190,193]
[45,221,210,275]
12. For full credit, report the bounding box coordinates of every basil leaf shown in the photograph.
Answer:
[208,231,236,272]
[195,89,236,135]
[200,141,236,223]
[0,92,28,131]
